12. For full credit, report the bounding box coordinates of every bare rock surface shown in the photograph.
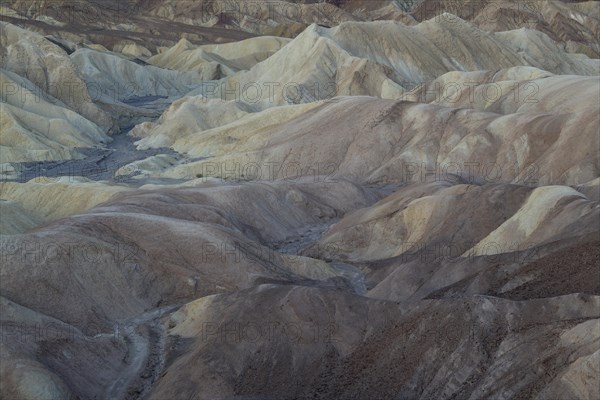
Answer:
[148,36,292,77]
[0,2,599,399]
[0,21,114,131]
[136,91,599,186]
[151,285,600,400]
